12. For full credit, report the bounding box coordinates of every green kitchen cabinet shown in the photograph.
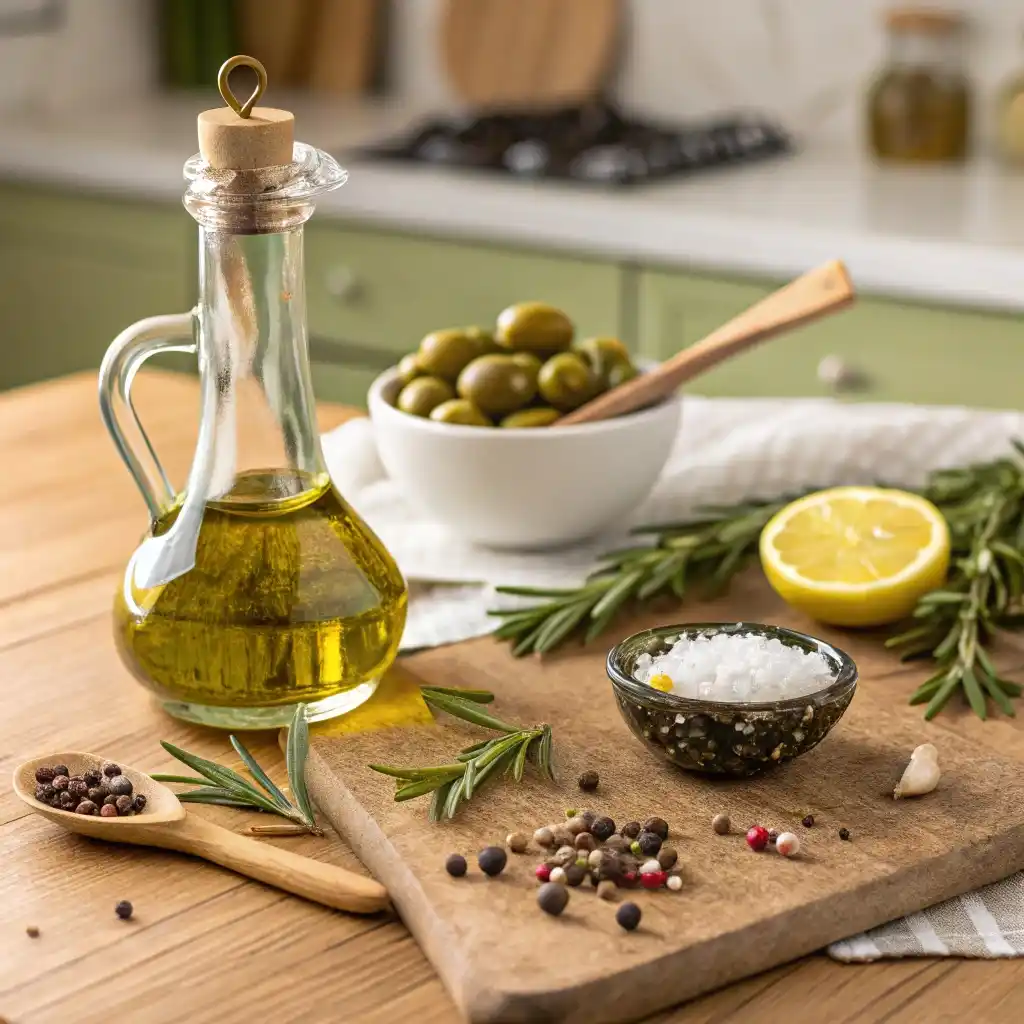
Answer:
[637,268,1024,409]
[0,184,194,391]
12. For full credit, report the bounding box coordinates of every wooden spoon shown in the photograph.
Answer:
[556,259,855,427]
[13,752,388,915]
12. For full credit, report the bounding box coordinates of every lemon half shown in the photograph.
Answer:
[759,486,950,627]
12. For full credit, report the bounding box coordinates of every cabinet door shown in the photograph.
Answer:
[637,269,1024,409]
[0,185,192,391]
[306,224,626,363]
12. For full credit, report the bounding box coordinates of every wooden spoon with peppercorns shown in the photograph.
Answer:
[13,752,389,915]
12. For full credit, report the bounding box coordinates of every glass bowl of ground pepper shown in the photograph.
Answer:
[606,622,857,777]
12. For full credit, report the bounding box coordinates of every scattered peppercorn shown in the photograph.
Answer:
[477,846,507,877]
[776,832,801,857]
[537,882,569,916]
[587,849,605,869]
[642,817,669,841]
[551,826,575,848]
[574,832,597,852]
[564,808,578,818]
[83,770,102,788]
[549,866,567,885]
[75,800,97,815]
[641,871,667,890]
[578,771,599,792]
[26,925,40,938]
[839,827,851,841]
[657,847,678,870]
[579,810,596,829]
[52,765,69,778]
[636,831,663,857]
[103,794,118,807]
[51,775,69,792]
[534,863,551,883]
[746,825,770,852]
[767,829,780,845]
[596,880,618,901]
[603,834,628,853]
[590,816,616,842]
[533,826,555,848]
[666,874,683,892]
[445,853,467,877]
[639,858,662,875]
[115,900,133,920]
[712,812,731,835]
[34,767,56,784]
[102,763,121,778]
[802,815,815,828]
[620,821,641,839]
[564,864,587,887]
[553,845,577,867]
[505,831,529,854]
[107,775,133,797]
[630,840,642,856]
[616,902,642,931]
[100,804,118,818]
[115,795,134,816]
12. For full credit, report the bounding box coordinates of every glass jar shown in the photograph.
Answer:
[867,8,971,163]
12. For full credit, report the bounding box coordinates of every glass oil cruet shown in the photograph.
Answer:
[99,56,407,729]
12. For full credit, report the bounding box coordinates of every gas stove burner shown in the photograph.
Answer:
[358,102,791,188]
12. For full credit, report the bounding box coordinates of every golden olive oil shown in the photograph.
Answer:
[114,470,407,720]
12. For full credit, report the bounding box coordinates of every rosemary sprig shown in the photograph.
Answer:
[371,686,554,821]
[489,498,795,656]
[153,703,323,835]
[889,446,1024,720]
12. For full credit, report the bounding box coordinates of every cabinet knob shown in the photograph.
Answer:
[325,266,362,303]
[818,355,869,394]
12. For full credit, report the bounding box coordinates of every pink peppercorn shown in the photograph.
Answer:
[622,871,637,886]
[640,871,667,889]
[534,863,551,883]
[746,825,770,852]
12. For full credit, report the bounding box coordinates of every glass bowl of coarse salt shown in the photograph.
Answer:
[606,622,857,777]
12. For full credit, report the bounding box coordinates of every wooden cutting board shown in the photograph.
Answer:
[306,572,1024,1023]
[441,0,621,111]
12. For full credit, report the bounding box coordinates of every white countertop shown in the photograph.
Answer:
[4,93,1024,313]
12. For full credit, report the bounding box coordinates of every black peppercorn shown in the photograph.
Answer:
[103,794,118,807]
[26,925,40,938]
[58,791,75,809]
[87,787,106,804]
[52,764,69,778]
[537,882,569,916]
[83,770,102,787]
[620,821,641,839]
[115,795,133,816]
[477,846,507,877]
[591,816,616,842]
[564,864,587,887]
[636,831,662,857]
[616,902,642,931]
[577,770,599,792]
[596,857,622,881]
[107,775,133,797]
[839,827,851,841]
[75,800,97,815]
[574,832,597,852]
[579,810,596,829]
[657,847,678,870]
[35,784,55,802]
[642,817,669,841]
[802,815,815,828]
[102,763,121,778]
[445,853,467,878]
[115,900,133,920]
[52,775,69,792]
[132,794,147,813]
[67,779,88,799]
[34,766,56,785]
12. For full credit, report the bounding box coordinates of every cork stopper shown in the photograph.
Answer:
[198,55,295,170]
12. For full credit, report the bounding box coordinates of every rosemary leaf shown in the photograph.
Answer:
[230,735,291,810]
[150,773,218,786]
[286,704,315,824]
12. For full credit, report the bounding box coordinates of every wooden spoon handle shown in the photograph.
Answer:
[557,259,855,427]
[163,815,389,914]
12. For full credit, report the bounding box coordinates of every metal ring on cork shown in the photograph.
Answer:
[217,54,268,119]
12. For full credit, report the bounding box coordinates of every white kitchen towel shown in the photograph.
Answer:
[322,396,1024,958]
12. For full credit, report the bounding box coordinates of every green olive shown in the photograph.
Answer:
[576,337,630,377]
[429,399,493,427]
[495,302,574,355]
[606,359,639,388]
[509,351,543,389]
[538,352,598,412]
[465,325,499,353]
[417,328,490,381]
[396,376,455,418]
[500,407,562,428]
[396,352,423,386]
[457,354,538,417]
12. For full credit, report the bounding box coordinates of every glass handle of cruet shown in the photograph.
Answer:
[98,310,199,520]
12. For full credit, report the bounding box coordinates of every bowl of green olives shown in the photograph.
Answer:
[367,302,681,549]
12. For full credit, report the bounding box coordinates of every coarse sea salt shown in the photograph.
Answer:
[634,632,835,702]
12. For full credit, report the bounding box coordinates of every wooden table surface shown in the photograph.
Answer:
[3,370,1024,1024]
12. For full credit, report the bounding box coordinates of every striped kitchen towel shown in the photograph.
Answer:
[829,873,1024,960]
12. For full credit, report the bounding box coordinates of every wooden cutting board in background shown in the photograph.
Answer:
[236,0,312,86]
[308,0,381,95]
[306,573,1024,1023]
[442,0,622,111]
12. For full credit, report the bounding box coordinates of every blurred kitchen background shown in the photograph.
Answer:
[2,0,1024,409]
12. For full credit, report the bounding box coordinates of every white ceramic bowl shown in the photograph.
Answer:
[367,366,682,550]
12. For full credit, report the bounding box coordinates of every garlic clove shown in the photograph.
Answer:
[894,743,941,799]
